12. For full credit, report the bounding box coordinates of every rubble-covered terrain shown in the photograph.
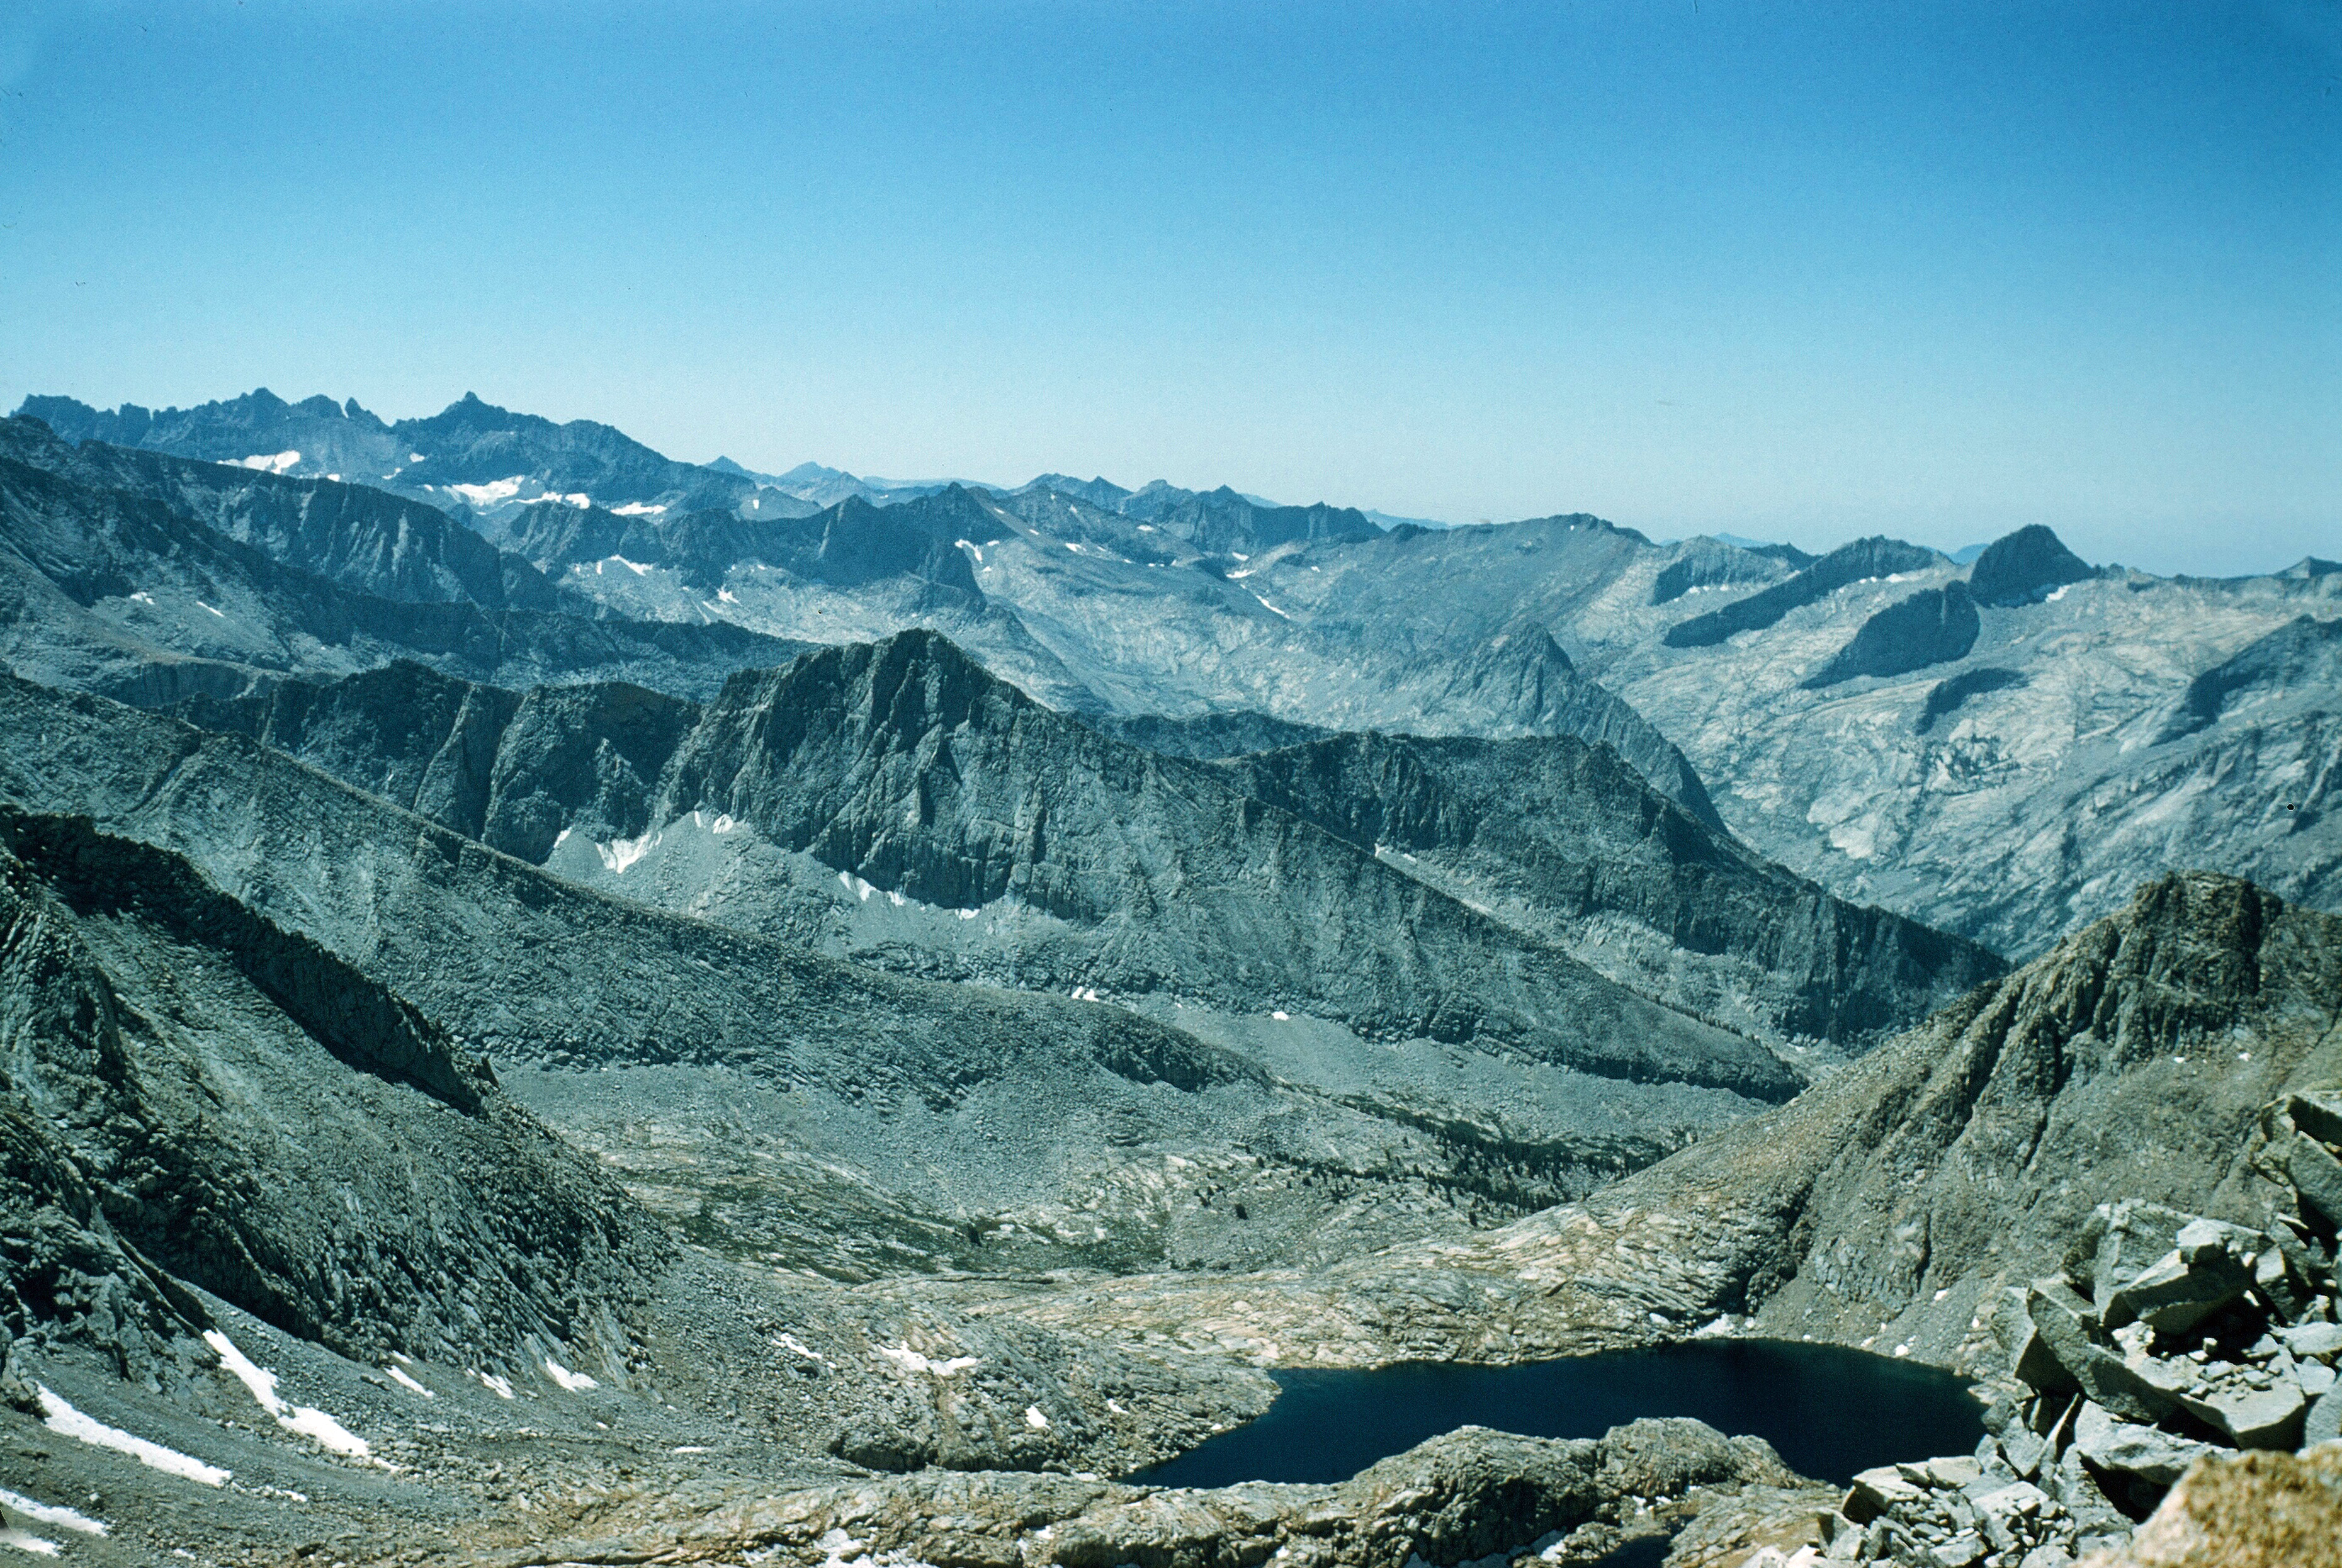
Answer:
[1672,1121,2342,1567]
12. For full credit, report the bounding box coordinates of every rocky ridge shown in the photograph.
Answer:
[0,414,814,706]
[164,633,1996,1058]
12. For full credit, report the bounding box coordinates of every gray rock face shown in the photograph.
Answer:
[24,392,2338,962]
[1209,730,2001,1047]
[1803,582,1981,689]
[0,668,1790,1292]
[1663,537,1946,648]
[0,806,663,1373]
[1916,667,2026,735]
[535,487,2336,961]
[1093,709,1333,759]
[649,632,1794,1097]
[2161,612,2342,742]
[1967,526,2094,609]
[177,660,701,862]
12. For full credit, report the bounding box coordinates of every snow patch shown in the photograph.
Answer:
[596,830,660,874]
[876,1346,980,1377]
[543,1358,597,1392]
[774,1333,830,1365]
[203,1330,371,1458]
[233,450,302,475]
[128,591,154,605]
[609,555,653,575]
[955,539,983,563]
[0,1490,105,1537]
[384,1365,433,1397]
[1024,1405,1051,1430]
[195,601,225,618]
[470,1370,515,1399]
[613,502,667,517]
[524,492,592,509]
[1271,1011,1291,1021]
[712,813,737,833]
[718,588,738,604]
[0,1529,60,1557]
[446,477,525,507]
[37,1387,229,1486]
[1253,594,1293,621]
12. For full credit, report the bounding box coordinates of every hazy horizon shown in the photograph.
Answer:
[4,1,2335,577]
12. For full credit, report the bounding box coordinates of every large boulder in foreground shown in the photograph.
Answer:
[2077,1445,2342,1568]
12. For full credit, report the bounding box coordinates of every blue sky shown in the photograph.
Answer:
[1,1,2334,573]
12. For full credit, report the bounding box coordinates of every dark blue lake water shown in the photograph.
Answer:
[1128,1340,1981,1491]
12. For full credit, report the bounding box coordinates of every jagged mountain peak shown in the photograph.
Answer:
[700,625,1031,753]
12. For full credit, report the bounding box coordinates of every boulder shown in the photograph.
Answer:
[2002,1425,2050,1480]
[2071,1402,2221,1489]
[2030,1280,2178,1423]
[2290,1136,2342,1230]
[2071,1203,2200,1323]
[2257,1247,2316,1323]
[1972,1479,2050,1520]
[1845,1464,1928,1523]
[2073,1445,2342,1568]
[2280,1322,2342,1360]
[2103,1221,2257,1335]
[2290,1090,2342,1150]
[2017,1324,2084,1395]
[1930,1531,1986,1565]
[2306,1387,2342,1448]
[2179,1383,2306,1450]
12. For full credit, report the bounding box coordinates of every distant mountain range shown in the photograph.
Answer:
[1,381,2336,1564]
[11,386,2337,956]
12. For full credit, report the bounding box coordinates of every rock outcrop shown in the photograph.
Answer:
[1802,582,1981,689]
[0,806,664,1374]
[1663,538,1945,649]
[469,1419,1801,1568]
